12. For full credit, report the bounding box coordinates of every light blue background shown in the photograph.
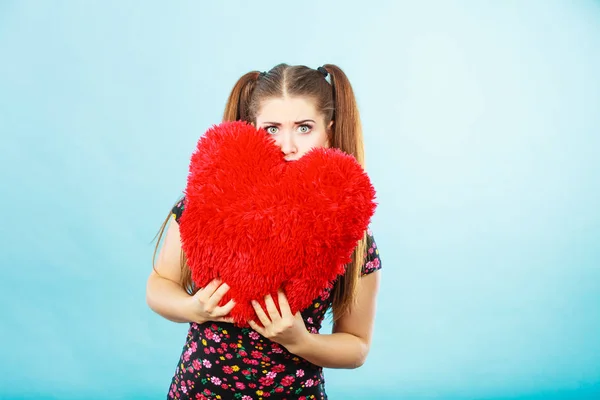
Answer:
[1,1,599,399]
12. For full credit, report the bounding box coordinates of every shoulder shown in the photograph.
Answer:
[361,227,382,276]
[171,196,186,224]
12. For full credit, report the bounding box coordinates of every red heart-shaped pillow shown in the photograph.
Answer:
[179,121,376,326]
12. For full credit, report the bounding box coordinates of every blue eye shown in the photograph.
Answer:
[298,125,311,133]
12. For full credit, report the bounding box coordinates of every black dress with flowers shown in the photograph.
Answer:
[166,198,382,400]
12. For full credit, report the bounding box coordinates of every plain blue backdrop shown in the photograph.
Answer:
[1,1,599,399]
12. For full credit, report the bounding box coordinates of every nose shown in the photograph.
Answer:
[279,131,297,157]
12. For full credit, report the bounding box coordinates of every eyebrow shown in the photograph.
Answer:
[260,119,315,126]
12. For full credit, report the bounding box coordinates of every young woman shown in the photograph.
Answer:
[147,63,382,400]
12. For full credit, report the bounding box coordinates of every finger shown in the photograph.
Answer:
[277,289,293,317]
[196,278,222,302]
[212,299,236,317]
[205,283,231,311]
[264,294,282,322]
[248,320,265,335]
[251,300,271,327]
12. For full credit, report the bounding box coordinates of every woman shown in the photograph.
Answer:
[147,63,382,399]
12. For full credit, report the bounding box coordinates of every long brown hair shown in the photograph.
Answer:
[153,64,368,321]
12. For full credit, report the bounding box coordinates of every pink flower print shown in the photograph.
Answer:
[296,369,305,377]
[239,350,248,357]
[213,335,221,343]
[259,377,274,386]
[272,364,285,373]
[266,371,277,379]
[281,375,295,386]
[225,353,233,359]
[210,377,221,385]
[307,317,314,324]
[235,382,246,390]
[251,350,263,359]
[190,342,198,352]
[305,379,314,387]
[192,359,201,370]
[242,396,253,400]
[202,359,212,368]
[368,247,374,254]
[249,331,260,340]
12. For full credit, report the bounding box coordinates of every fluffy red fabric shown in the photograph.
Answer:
[179,121,377,327]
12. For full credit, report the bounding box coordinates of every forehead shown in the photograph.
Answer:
[256,96,320,123]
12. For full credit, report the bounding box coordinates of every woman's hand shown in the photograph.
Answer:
[248,290,310,352]
[185,278,236,324]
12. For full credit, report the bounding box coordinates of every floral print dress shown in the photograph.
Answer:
[167,198,382,400]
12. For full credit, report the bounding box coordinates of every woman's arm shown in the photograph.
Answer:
[287,271,380,369]
[146,217,235,324]
[146,217,191,322]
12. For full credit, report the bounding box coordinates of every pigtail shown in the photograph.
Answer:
[318,64,369,321]
[222,71,262,122]
[321,64,365,168]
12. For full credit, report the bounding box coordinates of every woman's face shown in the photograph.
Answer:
[255,96,332,161]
